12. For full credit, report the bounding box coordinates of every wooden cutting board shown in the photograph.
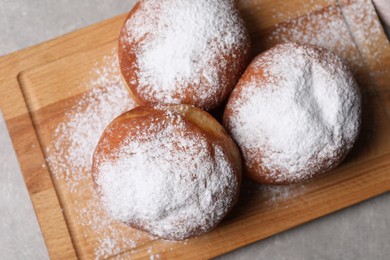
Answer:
[1,0,390,259]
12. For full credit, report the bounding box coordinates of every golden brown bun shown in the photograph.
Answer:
[118,0,251,110]
[223,43,361,185]
[92,104,242,240]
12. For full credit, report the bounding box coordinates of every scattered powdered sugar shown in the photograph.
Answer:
[47,53,136,191]
[270,4,356,65]
[226,43,361,183]
[268,0,386,72]
[122,0,249,108]
[340,0,387,64]
[93,107,239,240]
[150,253,161,260]
[240,178,309,207]
[45,51,159,258]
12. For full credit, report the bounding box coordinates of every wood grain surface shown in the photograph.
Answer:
[0,0,389,259]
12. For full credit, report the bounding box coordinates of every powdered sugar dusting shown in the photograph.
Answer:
[47,52,136,191]
[93,106,239,240]
[45,51,164,258]
[122,0,249,109]
[226,43,361,183]
[240,178,309,206]
[268,0,386,73]
[341,0,387,64]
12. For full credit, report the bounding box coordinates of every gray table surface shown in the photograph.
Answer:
[0,1,389,259]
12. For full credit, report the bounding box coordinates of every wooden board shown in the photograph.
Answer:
[1,0,390,259]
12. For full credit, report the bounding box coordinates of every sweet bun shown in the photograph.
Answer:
[224,43,361,184]
[92,104,242,240]
[118,0,251,110]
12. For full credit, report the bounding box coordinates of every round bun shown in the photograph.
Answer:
[118,0,251,110]
[223,43,361,184]
[92,104,242,240]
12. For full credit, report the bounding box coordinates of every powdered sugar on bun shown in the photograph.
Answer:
[118,0,251,110]
[224,43,361,184]
[92,105,241,240]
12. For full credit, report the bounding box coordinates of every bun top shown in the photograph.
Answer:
[92,105,240,240]
[224,43,361,183]
[119,0,251,110]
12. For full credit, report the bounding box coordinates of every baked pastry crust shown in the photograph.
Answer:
[118,0,251,110]
[92,104,242,240]
[224,43,361,184]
